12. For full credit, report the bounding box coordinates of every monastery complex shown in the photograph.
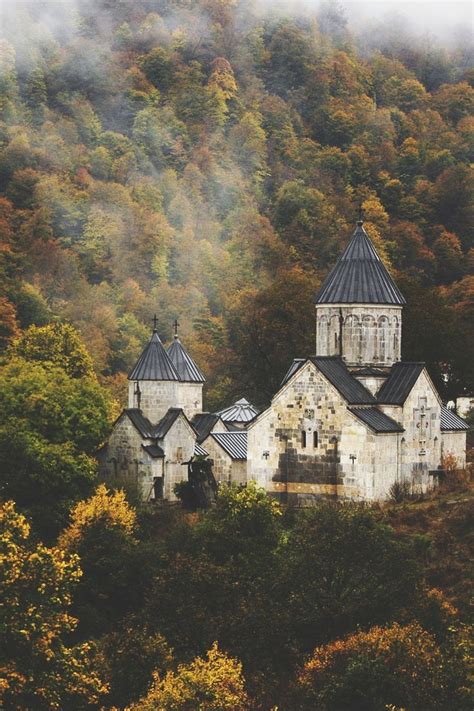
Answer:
[99,220,468,504]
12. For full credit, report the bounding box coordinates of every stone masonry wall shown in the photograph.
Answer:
[441,431,467,468]
[99,415,158,500]
[379,370,441,494]
[201,435,247,486]
[315,304,402,367]
[248,361,380,503]
[100,412,196,501]
[353,374,388,396]
[128,380,203,422]
[161,416,196,500]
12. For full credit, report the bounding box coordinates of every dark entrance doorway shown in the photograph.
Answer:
[153,476,164,500]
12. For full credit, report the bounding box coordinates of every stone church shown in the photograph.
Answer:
[98,322,255,500]
[99,220,468,503]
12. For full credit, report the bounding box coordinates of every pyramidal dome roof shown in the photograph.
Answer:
[167,336,206,383]
[129,330,180,381]
[314,222,406,305]
[216,398,259,423]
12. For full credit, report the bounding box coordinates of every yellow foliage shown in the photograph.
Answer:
[362,197,392,268]
[130,642,249,710]
[0,500,107,707]
[209,57,238,103]
[299,622,451,704]
[59,484,136,550]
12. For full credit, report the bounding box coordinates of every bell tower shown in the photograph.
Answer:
[314,218,405,368]
[128,317,205,423]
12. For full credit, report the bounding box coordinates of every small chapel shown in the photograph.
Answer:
[99,219,468,503]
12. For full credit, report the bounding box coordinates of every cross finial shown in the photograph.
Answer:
[173,318,180,339]
[357,203,365,226]
[152,314,158,332]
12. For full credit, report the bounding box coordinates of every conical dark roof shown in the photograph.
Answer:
[167,337,206,383]
[129,331,180,381]
[314,222,406,305]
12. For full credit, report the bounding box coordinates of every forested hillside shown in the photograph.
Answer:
[0,0,472,409]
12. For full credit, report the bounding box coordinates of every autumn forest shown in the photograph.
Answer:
[0,1,472,709]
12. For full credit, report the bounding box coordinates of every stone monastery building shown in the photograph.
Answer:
[100,220,468,504]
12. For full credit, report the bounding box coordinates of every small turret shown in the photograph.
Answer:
[167,319,206,383]
[129,318,180,382]
[314,217,405,367]
[127,317,205,422]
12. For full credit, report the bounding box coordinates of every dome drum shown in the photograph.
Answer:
[316,304,402,367]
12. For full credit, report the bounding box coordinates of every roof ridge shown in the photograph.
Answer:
[314,222,406,305]
[210,430,247,460]
[377,362,425,404]
[310,356,376,405]
[215,398,259,422]
[348,406,404,433]
[167,336,206,383]
[440,405,469,431]
[129,329,180,381]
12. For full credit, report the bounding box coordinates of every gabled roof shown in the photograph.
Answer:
[310,356,376,405]
[351,366,389,377]
[210,431,247,460]
[377,362,425,405]
[281,358,306,387]
[192,413,222,443]
[154,408,184,438]
[129,330,180,381]
[349,407,404,433]
[142,444,165,458]
[216,398,259,424]
[314,222,406,305]
[124,407,185,439]
[167,336,206,383]
[194,443,209,457]
[124,408,157,438]
[440,406,469,431]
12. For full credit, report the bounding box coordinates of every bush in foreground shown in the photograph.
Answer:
[295,622,469,711]
[130,642,249,710]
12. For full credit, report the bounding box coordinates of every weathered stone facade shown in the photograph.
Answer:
[246,221,468,503]
[248,360,405,503]
[99,413,158,499]
[159,415,196,499]
[128,380,203,422]
[378,369,441,492]
[441,431,467,468]
[202,435,247,486]
[246,357,469,503]
[315,304,402,367]
[99,410,195,501]
[100,222,468,505]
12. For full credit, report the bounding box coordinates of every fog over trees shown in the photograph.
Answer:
[0,2,472,708]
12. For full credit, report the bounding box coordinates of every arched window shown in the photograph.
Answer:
[344,315,353,360]
[313,431,318,448]
[301,431,307,448]
[392,315,399,361]
[317,315,329,355]
[330,314,339,355]
[344,315,360,362]
[378,316,389,363]
[354,316,362,361]
[362,315,375,362]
